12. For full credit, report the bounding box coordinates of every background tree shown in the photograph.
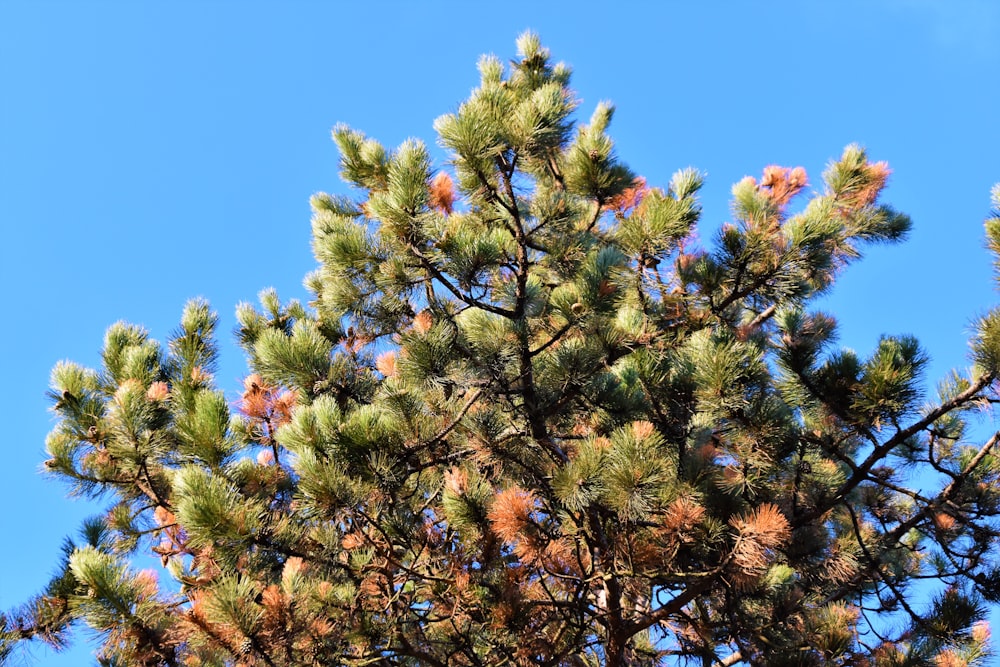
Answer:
[4,33,1000,667]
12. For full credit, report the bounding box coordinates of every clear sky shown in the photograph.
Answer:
[2,2,999,664]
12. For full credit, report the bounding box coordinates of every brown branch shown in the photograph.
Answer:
[407,242,516,318]
[744,303,777,331]
[530,320,575,357]
[407,389,483,454]
[714,651,745,667]
[825,430,1000,604]
[798,374,993,527]
[623,578,715,636]
[584,200,603,234]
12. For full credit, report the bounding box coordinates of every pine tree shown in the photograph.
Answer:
[5,33,1000,666]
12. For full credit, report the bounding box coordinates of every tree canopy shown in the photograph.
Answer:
[5,33,1000,667]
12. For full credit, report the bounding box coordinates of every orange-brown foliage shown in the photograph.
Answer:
[135,569,159,598]
[238,374,297,435]
[631,420,655,441]
[759,165,808,208]
[604,177,649,214]
[933,512,957,532]
[662,497,705,538]
[375,351,397,377]
[359,573,387,608]
[488,486,537,544]
[972,620,991,643]
[146,381,170,402]
[190,365,212,384]
[154,506,176,527]
[934,649,968,667]
[730,503,790,548]
[283,556,305,578]
[309,617,335,638]
[822,545,860,585]
[542,537,579,575]
[443,466,469,496]
[342,532,366,551]
[261,584,287,613]
[429,171,456,215]
[728,504,791,583]
[412,310,433,334]
[852,161,891,208]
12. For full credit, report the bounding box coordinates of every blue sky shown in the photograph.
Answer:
[2,2,999,664]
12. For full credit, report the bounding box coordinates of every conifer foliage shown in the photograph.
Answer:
[6,34,1000,666]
